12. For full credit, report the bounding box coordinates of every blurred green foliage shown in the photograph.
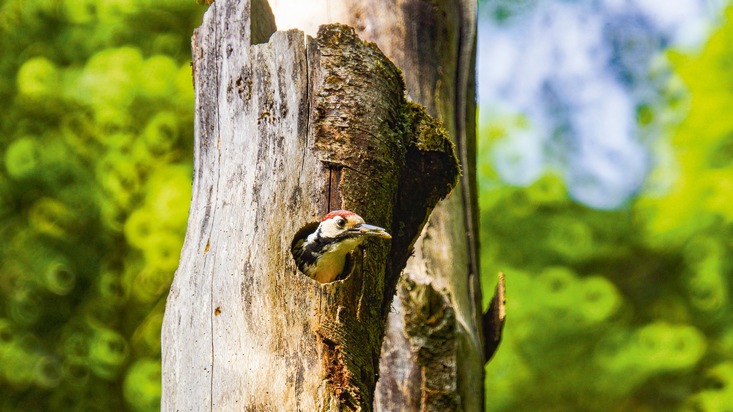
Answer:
[0,0,203,410]
[482,6,733,411]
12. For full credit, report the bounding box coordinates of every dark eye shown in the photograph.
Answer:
[336,217,346,228]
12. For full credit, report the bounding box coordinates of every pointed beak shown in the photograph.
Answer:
[351,223,392,239]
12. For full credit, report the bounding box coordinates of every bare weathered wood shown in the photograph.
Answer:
[161,0,459,410]
[268,1,486,410]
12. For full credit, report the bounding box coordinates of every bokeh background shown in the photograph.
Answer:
[0,0,732,410]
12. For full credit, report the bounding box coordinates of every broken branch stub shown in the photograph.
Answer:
[483,272,506,361]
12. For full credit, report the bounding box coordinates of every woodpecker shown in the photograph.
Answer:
[291,210,391,283]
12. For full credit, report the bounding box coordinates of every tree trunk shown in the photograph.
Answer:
[268,1,492,411]
[161,0,460,410]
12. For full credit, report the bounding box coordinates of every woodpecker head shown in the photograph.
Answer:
[291,210,391,283]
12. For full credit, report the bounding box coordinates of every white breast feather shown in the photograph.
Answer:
[311,237,363,283]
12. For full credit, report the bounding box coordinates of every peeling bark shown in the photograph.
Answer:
[484,272,507,361]
[160,1,458,410]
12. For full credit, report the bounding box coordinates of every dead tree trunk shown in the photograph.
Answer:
[161,0,460,410]
[268,1,505,411]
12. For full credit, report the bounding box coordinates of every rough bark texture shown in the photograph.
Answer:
[269,0,486,410]
[160,0,458,410]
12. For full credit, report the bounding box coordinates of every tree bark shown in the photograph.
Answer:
[269,1,489,411]
[161,0,459,410]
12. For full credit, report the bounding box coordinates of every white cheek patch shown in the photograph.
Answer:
[319,215,364,239]
[319,219,343,239]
